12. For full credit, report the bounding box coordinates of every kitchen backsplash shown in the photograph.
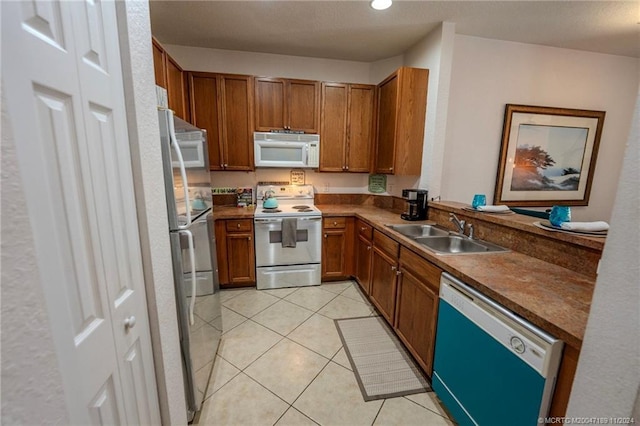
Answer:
[209,169,420,198]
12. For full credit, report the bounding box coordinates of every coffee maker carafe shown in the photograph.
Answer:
[401,189,428,221]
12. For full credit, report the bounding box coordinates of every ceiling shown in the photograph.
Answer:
[149,1,640,62]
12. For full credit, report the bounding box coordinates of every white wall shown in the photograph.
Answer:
[117,3,186,424]
[566,91,639,419]
[442,35,639,221]
[404,22,456,199]
[1,88,70,425]
[164,44,371,83]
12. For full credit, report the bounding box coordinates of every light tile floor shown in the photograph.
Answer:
[194,280,454,426]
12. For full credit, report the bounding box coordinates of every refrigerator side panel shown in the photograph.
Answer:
[169,232,199,420]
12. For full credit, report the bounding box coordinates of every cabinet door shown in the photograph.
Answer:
[227,233,256,284]
[152,38,166,88]
[322,229,347,280]
[189,73,223,171]
[319,83,348,172]
[355,234,372,295]
[166,55,188,120]
[288,79,320,133]
[370,247,398,324]
[220,75,254,171]
[254,77,286,131]
[346,84,375,173]
[375,73,398,174]
[395,267,439,375]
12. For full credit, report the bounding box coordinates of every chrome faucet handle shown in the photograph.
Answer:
[467,223,474,239]
[449,213,466,234]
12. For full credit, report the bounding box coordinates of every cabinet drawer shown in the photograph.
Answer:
[373,230,399,259]
[225,219,253,233]
[399,246,441,291]
[324,217,346,229]
[356,220,373,241]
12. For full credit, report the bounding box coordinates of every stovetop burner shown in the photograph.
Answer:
[292,205,310,209]
[261,209,282,213]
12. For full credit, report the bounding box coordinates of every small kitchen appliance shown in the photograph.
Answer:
[254,184,322,289]
[401,189,428,221]
[254,132,320,168]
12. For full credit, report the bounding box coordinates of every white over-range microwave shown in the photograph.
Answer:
[254,132,320,168]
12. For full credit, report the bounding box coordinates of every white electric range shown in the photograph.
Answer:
[254,184,322,289]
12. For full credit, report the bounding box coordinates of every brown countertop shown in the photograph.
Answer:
[212,205,256,219]
[318,204,594,349]
[215,202,594,348]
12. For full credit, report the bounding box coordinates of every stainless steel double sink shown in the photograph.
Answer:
[386,224,509,254]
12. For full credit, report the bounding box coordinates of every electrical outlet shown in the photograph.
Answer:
[323,182,330,193]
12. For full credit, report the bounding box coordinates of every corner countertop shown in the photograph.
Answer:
[318,204,594,349]
[214,203,594,349]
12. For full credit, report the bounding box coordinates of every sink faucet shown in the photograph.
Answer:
[449,213,466,234]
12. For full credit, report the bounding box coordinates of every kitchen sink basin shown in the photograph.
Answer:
[386,224,450,238]
[414,235,509,254]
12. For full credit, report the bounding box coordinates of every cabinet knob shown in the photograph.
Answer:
[124,316,136,331]
[345,166,349,170]
[361,227,366,231]
[367,246,371,251]
[324,234,328,238]
[396,270,402,276]
[248,236,251,241]
[224,163,228,167]
[391,266,396,271]
[237,223,241,228]
[333,221,337,226]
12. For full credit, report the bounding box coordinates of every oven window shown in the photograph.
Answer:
[260,146,303,162]
[269,230,308,243]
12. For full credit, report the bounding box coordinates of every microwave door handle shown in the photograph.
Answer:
[168,111,191,229]
[305,144,309,165]
[179,229,196,325]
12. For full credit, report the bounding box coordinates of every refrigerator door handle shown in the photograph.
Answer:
[168,110,191,229]
[179,229,196,325]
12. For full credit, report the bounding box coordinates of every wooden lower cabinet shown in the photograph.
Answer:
[322,216,354,281]
[354,219,373,295]
[549,344,580,417]
[369,231,400,324]
[215,219,255,287]
[394,247,441,375]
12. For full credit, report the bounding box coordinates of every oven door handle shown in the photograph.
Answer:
[254,218,283,223]
[298,217,322,221]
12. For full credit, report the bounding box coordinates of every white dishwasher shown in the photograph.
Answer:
[432,273,564,426]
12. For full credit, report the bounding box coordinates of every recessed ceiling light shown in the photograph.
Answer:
[370,0,392,11]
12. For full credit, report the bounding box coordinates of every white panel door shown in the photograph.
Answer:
[1,1,161,424]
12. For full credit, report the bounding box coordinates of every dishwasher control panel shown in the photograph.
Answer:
[439,275,563,378]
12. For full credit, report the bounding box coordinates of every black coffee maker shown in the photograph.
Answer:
[401,189,428,221]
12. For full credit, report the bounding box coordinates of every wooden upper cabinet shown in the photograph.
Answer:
[189,72,254,171]
[375,67,428,175]
[189,73,222,170]
[320,83,375,173]
[288,80,320,133]
[346,84,375,172]
[166,55,189,121]
[320,83,348,172]
[255,77,320,133]
[219,75,255,170]
[152,37,167,88]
